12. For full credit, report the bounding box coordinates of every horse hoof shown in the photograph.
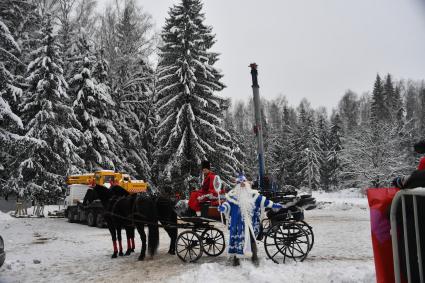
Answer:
[125,250,132,256]
[138,255,145,261]
[168,250,175,255]
[119,252,124,256]
[111,253,118,259]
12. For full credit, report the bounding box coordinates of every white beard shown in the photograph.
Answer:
[234,183,255,223]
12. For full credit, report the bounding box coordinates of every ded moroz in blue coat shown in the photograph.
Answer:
[218,182,281,257]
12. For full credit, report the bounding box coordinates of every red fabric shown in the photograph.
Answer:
[131,238,135,250]
[188,191,203,212]
[113,240,118,253]
[418,157,425,170]
[188,172,217,212]
[201,172,216,194]
[118,240,123,252]
[367,188,400,283]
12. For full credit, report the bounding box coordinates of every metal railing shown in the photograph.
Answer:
[390,188,425,283]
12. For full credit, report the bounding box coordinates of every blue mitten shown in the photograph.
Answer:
[218,205,226,212]
[271,203,283,212]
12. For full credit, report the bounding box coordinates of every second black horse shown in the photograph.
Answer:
[91,184,178,260]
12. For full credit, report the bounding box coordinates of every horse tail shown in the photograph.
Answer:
[148,199,159,256]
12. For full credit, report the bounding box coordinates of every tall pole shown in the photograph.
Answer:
[250,63,266,191]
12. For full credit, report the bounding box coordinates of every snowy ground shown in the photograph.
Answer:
[0,189,375,283]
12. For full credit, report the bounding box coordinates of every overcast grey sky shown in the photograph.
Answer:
[101,0,425,110]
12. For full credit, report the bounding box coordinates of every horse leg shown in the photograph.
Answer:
[108,226,118,259]
[159,209,178,255]
[136,224,146,261]
[125,227,132,256]
[131,227,135,252]
[117,227,124,256]
[163,226,177,255]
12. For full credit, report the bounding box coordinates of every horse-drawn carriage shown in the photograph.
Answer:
[84,174,315,264]
[174,192,316,264]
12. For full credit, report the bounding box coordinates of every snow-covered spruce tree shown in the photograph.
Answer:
[265,98,289,180]
[0,0,37,122]
[393,85,404,126]
[327,113,343,190]
[233,101,257,177]
[338,90,359,134]
[223,106,244,171]
[115,59,154,181]
[92,50,109,86]
[370,74,388,123]
[0,15,23,133]
[317,113,331,191]
[229,102,258,176]
[156,0,238,193]
[16,16,84,202]
[0,10,28,196]
[358,93,371,127]
[67,30,93,80]
[269,105,296,187]
[292,106,321,191]
[382,74,402,122]
[70,54,123,172]
[213,100,242,185]
[111,0,155,181]
[144,86,159,184]
[57,0,77,79]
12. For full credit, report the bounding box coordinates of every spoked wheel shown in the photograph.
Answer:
[264,221,310,264]
[176,231,203,262]
[298,220,314,251]
[201,228,225,256]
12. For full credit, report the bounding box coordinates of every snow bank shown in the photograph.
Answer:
[313,188,369,211]
[0,210,12,221]
[166,260,375,283]
[0,189,375,283]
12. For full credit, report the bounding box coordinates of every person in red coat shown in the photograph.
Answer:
[188,160,218,216]
[392,141,425,188]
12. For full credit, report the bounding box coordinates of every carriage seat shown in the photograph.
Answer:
[200,201,222,221]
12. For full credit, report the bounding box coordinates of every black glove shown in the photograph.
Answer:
[392,176,405,189]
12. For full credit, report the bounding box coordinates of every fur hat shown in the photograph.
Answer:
[236,173,247,183]
[201,160,211,170]
[414,140,425,154]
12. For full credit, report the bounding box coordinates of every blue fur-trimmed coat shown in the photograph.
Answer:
[219,188,276,257]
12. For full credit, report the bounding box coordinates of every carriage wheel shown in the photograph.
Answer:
[201,228,225,256]
[264,221,310,264]
[176,231,203,262]
[298,220,314,251]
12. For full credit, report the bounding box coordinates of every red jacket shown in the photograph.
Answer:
[418,157,425,170]
[201,172,216,195]
[188,171,217,212]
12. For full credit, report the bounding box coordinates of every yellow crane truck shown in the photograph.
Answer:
[65,170,148,227]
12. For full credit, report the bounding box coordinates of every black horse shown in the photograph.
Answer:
[92,184,177,260]
[84,186,136,257]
